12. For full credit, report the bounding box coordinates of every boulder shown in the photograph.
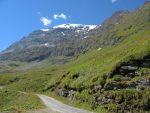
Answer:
[121,66,138,71]
[119,66,138,77]
[55,88,68,97]
[55,88,76,100]
[68,90,75,101]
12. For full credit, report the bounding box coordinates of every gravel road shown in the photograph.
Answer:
[36,94,93,113]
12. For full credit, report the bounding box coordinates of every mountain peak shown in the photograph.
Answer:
[40,29,50,32]
[53,24,97,30]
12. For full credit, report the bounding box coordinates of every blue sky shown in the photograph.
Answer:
[0,0,145,51]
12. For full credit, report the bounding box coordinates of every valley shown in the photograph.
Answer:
[0,2,150,113]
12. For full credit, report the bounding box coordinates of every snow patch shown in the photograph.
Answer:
[97,48,102,51]
[82,36,89,39]
[53,24,81,29]
[53,24,97,30]
[44,43,49,46]
[61,32,65,36]
[76,30,81,33]
[85,25,97,30]
[41,29,50,32]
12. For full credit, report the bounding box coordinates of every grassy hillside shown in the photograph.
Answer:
[0,3,150,113]
[0,23,149,113]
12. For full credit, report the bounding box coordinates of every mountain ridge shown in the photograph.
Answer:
[0,2,150,113]
[0,10,131,62]
[0,24,98,61]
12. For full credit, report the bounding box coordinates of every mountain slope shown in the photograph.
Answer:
[0,3,149,63]
[0,2,150,113]
[0,24,96,61]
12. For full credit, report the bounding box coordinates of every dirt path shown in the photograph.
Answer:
[36,94,93,113]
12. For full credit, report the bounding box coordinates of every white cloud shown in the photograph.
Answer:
[112,0,117,3]
[40,17,52,26]
[53,13,67,20]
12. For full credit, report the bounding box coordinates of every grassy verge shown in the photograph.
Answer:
[0,89,44,112]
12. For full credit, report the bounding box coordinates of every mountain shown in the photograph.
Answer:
[0,2,150,113]
[5,24,97,52]
[0,10,136,62]
[0,10,140,62]
[39,3,150,113]
[0,24,96,61]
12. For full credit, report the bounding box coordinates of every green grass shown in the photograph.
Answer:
[0,26,148,112]
[0,89,44,112]
[101,89,150,112]
[0,61,27,73]
[58,27,150,89]
[0,21,149,113]
[0,3,149,113]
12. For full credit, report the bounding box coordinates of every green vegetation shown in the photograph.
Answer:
[0,61,26,73]
[0,89,44,112]
[0,3,150,113]
[102,89,150,112]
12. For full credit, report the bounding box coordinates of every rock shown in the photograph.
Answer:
[127,82,137,88]
[119,65,138,77]
[112,55,150,78]
[124,77,131,81]
[104,81,126,90]
[136,86,146,91]
[55,88,62,96]
[88,90,96,95]
[72,73,80,79]
[96,94,115,105]
[135,78,150,91]
[94,84,102,91]
[55,88,68,97]
[68,90,75,101]
[142,58,150,67]
[135,78,150,86]
[144,1,150,6]
[121,66,138,71]
[89,84,102,95]
[55,88,76,101]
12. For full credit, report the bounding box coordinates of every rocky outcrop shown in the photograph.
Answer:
[111,55,150,78]
[119,66,138,77]
[55,87,75,101]
[104,81,126,90]
[144,0,150,6]
[135,78,150,91]
[89,84,102,95]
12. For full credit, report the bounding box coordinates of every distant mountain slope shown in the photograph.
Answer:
[0,24,96,61]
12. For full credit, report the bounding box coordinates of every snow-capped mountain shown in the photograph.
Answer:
[0,10,134,62]
[53,24,97,30]
[0,24,97,61]
[40,29,50,32]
